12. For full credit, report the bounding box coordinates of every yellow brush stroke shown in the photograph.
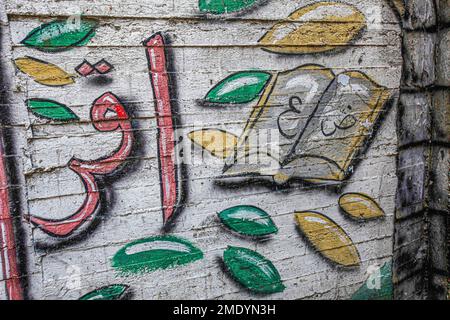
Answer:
[232,72,278,160]
[294,211,360,267]
[188,129,238,159]
[259,2,366,54]
[14,57,75,86]
[339,193,385,219]
[337,71,391,175]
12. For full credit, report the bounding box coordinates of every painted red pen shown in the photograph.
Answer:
[144,33,184,227]
[0,134,23,300]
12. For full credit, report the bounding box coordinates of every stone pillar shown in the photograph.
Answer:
[393,0,449,300]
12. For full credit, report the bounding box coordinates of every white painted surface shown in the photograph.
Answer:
[0,0,401,300]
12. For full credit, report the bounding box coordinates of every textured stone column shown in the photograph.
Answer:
[392,0,449,300]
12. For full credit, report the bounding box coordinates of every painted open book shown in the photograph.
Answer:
[214,65,392,185]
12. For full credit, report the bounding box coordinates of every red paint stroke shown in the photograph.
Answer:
[75,59,113,77]
[93,59,113,75]
[144,33,183,226]
[75,60,95,77]
[0,137,24,300]
[26,92,133,237]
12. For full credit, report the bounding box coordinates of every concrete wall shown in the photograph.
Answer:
[0,0,406,300]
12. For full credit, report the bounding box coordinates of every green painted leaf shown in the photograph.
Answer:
[199,0,259,14]
[223,246,285,294]
[21,19,97,52]
[79,284,129,300]
[218,205,278,237]
[27,99,79,121]
[112,236,203,274]
[351,262,393,300]
[205,71,271,104]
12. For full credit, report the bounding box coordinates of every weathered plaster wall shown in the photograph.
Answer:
[0,0,407,300]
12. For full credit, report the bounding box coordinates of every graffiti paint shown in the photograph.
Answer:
[199,0,260,14]
[144,33,185,227]
[294,211,360,267]
[351,262,393,300]
[188,129,238,159]
[79,284,129,300]
[26,99,79,121]
[214,66,391,185]
[76,59,114,77]
[21,19,97,52]
[258,2,366,54]
[223,246,285,294]
[26,92,134,237]
[218,205,278,237]
[204,71,272,104]
[75,60,95,77]
[0,136,24,300]
[93,59,113,74]
[0,0,407,300]
[277,71,390,183]
[339,193,385,220]
[218,64,333,184]
[112,236,203,274]
[14,57,75,86]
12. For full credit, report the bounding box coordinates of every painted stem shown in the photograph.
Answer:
[0,136,24,300]
[27,92,133,237]
[144,33,183,226]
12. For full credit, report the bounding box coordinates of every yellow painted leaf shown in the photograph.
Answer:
[14,57,75,86]
[188,129,238,159]
[294,211,360,267]
[339,193,385,220]
[259,2,366,54]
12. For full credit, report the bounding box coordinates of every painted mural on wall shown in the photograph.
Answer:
[0,0,402,300]
[199,0,263,15]
[26,92,134,238]
[144,33,186,228]
[191,65,391,185]
[259,2,366,54]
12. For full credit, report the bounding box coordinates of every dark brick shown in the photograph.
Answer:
[431,89,450,143]
[402,31,436,89]
[393,215,428,282]
[398,92,431,147]
[402,0,437,30]
[429,211,449,271]
[429,146,449,212]
[393,272,426,300]
[395,146,428,219]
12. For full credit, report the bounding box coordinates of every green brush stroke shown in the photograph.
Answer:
[21,19,97,52]
[112,236,203,274]
[351,262,393,300]
[223,246,285,294]
[218,205,278,237]
[79,284,129,300]
[199,0,259,14]
[27,99,79,121]
[205,71,271,104]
